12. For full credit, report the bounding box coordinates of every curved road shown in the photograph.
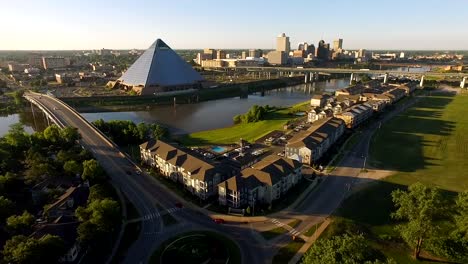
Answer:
[24,92,266,264]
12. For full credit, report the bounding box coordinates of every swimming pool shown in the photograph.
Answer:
[211,146,227,153]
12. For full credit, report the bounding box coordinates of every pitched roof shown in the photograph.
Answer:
[119,39,204,88]
[218,156,302,191]
[141,140,215,182]
[287,118,344,149]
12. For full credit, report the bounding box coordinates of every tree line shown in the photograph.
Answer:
[0,123,119,263]
[233,105,273,124]
[92,119,168,146]
[302,183,468,264]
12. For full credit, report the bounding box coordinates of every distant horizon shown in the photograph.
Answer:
[1,0,467,50]
[1,48,467,52]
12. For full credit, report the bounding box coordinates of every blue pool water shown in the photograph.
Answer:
[211,146,226,153]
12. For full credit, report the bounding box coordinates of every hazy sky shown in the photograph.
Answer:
[1,0,467,50]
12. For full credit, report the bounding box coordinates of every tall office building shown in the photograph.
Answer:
[316,40,330,60]
[203,48,216,59]
[249,49,262,58]
[276,33,290,53]
[333,39,343,51]
[241,51,247,59]
[216,50,226,59]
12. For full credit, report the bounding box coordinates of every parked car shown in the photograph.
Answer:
[213,218,225,224]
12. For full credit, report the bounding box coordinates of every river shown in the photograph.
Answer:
[0,79,349,136]
[0,67,435,137]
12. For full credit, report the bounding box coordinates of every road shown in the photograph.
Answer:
[24,90,425,264]
[24,92,266,264]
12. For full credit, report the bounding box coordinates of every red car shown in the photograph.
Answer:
[213,218,225,224]
[175,202,183,208]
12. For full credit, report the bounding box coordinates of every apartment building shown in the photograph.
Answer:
[218,155,302,208]
[285,118,345,165]
[335,103,373,129]
[140,140,223,200]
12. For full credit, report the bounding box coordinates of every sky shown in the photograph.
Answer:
[1,0,467,50]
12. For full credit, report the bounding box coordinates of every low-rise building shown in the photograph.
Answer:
[44,185,89,220]
[286,118,345,165]
[384,88,406,103]
[335,103,373,129]
[218,155,302,208]
[140,140,224,200]
[267,51,288,65]
[310,94,331,108]
[335,84,364,96]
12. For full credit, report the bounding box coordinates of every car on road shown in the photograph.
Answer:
[213,218,225,224]
[53,107,59,110]
[135,170,141,175]
[175,202,183,208]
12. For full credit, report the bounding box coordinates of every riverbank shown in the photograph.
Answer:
[179,101,309,146]
[60,77,305,112]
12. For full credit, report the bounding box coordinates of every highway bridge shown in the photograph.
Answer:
[23,92,266,264]
[203,66,467,87]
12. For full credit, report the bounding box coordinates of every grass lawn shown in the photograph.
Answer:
[179,101,308,146]
[320,92,468,262]
[272,239,305,264]
[149,231,241,264]
[260,219,302,240]
[303,222,323,237]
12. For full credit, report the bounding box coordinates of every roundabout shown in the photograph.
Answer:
[150,231,241,264]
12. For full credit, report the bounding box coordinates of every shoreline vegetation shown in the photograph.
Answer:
[179,100,309,146]
[61,77,305,111]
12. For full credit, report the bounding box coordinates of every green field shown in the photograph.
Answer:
[322,92,468,262]
[179,101,309,146]
[370,93,468,191]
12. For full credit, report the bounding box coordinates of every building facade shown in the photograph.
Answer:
[286,118,345,165]
[276,33,290,53]
[140,140,223,200]
[218,156,302,208]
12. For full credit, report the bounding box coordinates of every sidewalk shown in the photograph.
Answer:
[288,218,332,264]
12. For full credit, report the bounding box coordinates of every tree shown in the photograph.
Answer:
[302,234,387,264]
[391,183,444,259]
[60,126,80,147]
[76,198,120,232]
[88,184,112,202]
[43,125,62,144]
[63,160,82,176]
[4,123,29,149]
[0,196,15,221]
[6,211,35,234]
[151,124,167,140]
[454,191,468,239]
[12,90,24,105]
[76,198,120,244]
[81,159,105,182]
[2,234,66,264]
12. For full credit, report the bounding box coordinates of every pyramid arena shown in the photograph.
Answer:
[117,39,205,95]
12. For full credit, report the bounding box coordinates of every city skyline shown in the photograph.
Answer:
[1,0,468,50]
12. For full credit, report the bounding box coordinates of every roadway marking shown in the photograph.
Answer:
[271,219,301,236]
[139,207,182,222]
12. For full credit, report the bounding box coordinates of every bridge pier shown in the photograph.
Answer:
[420,75,425,87]
[309,72,313,82]
[461,77,466,89]
[383,73,389,84]
[304,73,309,83]
[315,72,319,81]
[350,73,355,85]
